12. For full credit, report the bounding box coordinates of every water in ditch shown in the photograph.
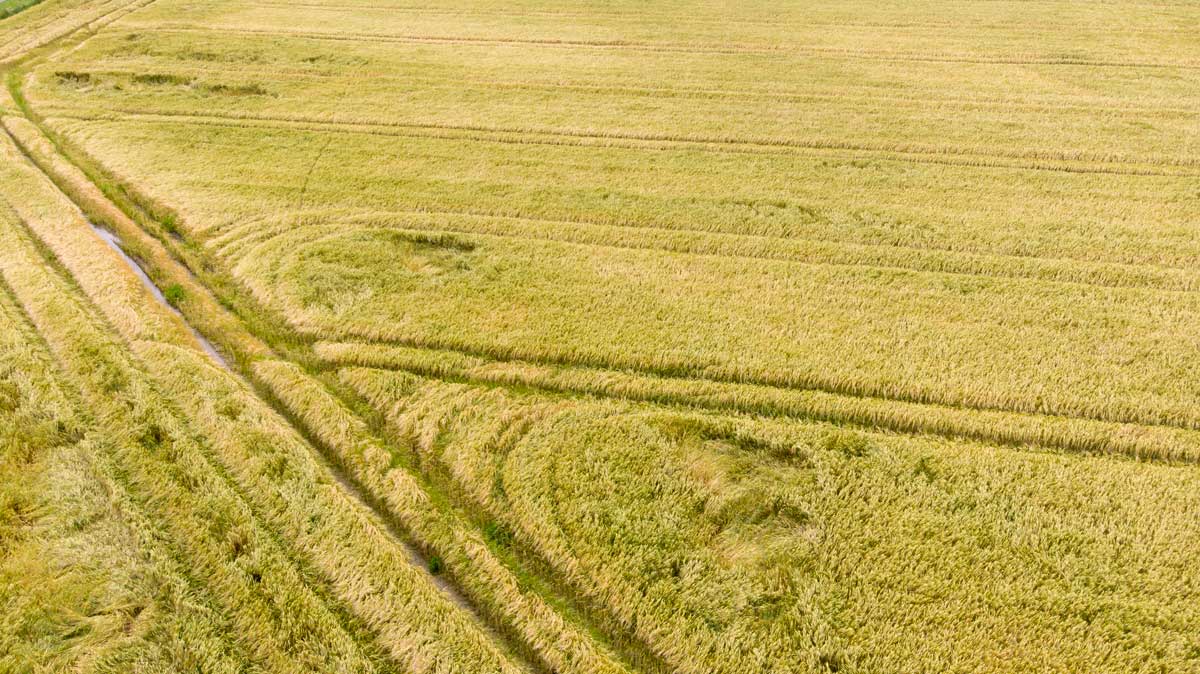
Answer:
[90,224,490,621]
[90,224,231,370]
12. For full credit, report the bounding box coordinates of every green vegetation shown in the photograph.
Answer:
[163,282,184,305]
[0,0,45,20]
[2,0,1199,672]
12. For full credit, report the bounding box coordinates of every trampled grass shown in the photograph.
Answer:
[3,0,1200,672]
[0,204,386,672]
[0,288,247,674]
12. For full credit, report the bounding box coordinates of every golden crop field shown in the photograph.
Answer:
[2,0,1200,672]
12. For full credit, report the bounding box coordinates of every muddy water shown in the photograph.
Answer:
[90,224,231,370]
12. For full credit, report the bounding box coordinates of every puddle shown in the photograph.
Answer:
[90,224,231,370]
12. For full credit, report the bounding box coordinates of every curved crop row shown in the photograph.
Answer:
[337,365,1200,674]
[313,341,1200,463]
[253,358,638,674]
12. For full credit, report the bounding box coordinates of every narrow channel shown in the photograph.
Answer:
[89,221,500,638]
[90,224,231,370]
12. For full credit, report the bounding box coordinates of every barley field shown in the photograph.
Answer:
[2,1,1200,672]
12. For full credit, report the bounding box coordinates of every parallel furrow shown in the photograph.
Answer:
[49,107,1200,177]
[145,26,1200,68]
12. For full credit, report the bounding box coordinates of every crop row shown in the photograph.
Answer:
[54,24,1200,109]
[338,365,840,674]
[137,24,1200,69]
[230,0,1200,35]
[18,107,1198,436]
[223,224,1200,433]
[35,113,1198,271]
[34,64,1200,119]
[39,62,1196,170]
[253,358,638,674]
[0,207,389,671]
[17,108,1200,438]
[211,209,1200,294]
[41,107,1200,179]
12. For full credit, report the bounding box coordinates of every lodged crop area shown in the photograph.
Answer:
[2,1,1200,673]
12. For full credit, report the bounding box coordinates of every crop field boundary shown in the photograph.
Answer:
[14,51,1184,673]
[0,0,154,64]
[0,0,46,20]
